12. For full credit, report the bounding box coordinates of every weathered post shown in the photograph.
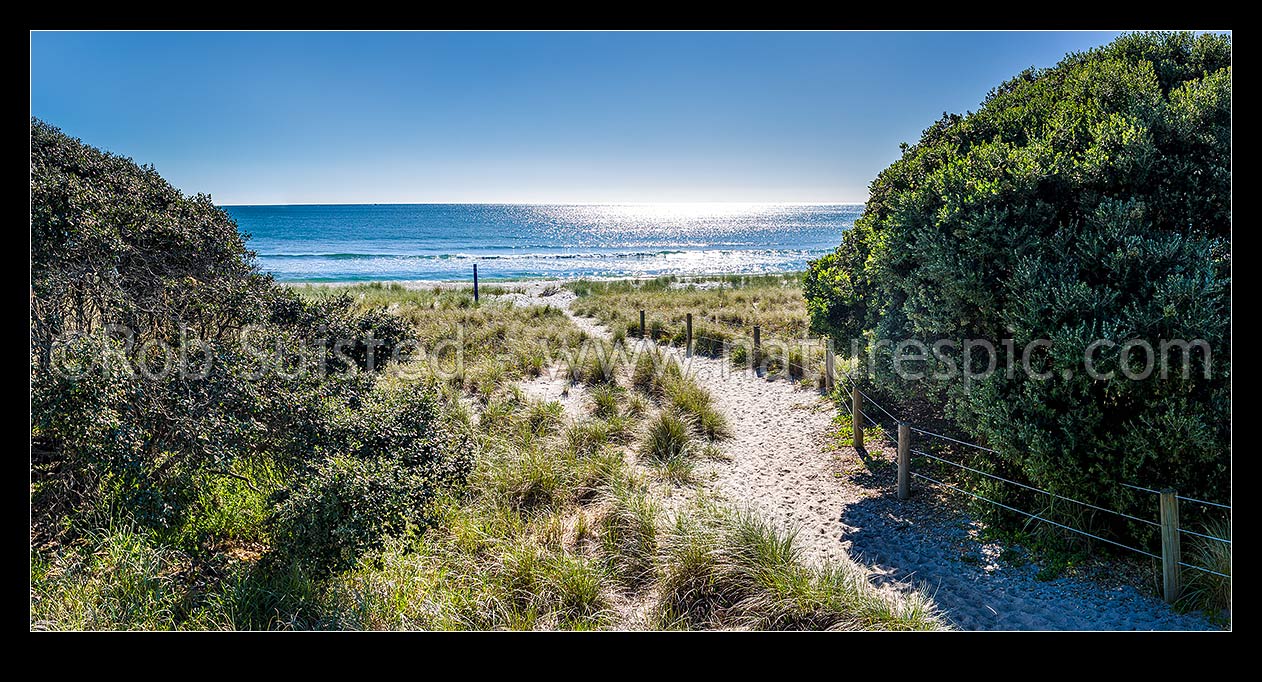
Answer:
[686,313,693,358]
[897,422,911,499]
[1160,489,1182,603]
[473,263,479,303]
[640,310,646,339]
[825,341,836,392]
[852,384,863,449]
[753,325,761,368]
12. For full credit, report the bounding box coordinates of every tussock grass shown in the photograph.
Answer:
[569,274,809,352]
[661,375,730,441]
[321,506,614,630]
[590,383,623,419]
[569,275,835,383]
[638,411,697,464]
[475,432,623,512]
[628,342,729,442]
[564,420,611,458]
[632,346,682,396]
[598,477,660,588]
[626,393,649,419]
[1181,518,1231,614]
[525,400,565,436]
[655,504,942,630]
[300,283,584,399]
[566,339,627,386]
[656,452,697,486]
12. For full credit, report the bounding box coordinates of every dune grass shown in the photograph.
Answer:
[298,282,586,401]
[1180,518,1231,615]
[656,503,940,630]
[568,273,808,341]
[32,281,943,631]
[569,274,828,384]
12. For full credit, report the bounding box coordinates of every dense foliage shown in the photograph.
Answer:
[30,119,471,576]
[804,32,1231,521]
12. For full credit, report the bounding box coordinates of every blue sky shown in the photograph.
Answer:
[31,31,1127,204]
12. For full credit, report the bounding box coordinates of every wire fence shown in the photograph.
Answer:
[842,362,1230,602]
[627,310,1231,604]
[909,470,1162,560]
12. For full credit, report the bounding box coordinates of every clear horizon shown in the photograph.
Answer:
[32,30,1130,204]
[216,200,867,207]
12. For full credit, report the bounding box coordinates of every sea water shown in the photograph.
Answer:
[224,203,860,282]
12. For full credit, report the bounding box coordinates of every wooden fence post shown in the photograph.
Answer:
[686,313,693,358]
[852,384,863,449]
[825,341,835,392]
[473,263,479,303]
[897,422,911,499]
[640,310,646,339]
[753,325,761,367]
[1160,489,1181,603]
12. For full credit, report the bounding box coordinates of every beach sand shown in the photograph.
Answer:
[502,281,1217,631]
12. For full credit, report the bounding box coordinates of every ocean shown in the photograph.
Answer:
[223,203,860,282]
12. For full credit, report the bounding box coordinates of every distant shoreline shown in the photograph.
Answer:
[282,270,806,289]
[223,201,866,209]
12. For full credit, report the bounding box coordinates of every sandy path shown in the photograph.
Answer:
[505,283,1219,630]
[673,344,1215,629]
[662,350,855,565]
[521,285,858,566]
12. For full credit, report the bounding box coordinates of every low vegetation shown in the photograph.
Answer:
[30,122,942,629]
[570,274,828,384]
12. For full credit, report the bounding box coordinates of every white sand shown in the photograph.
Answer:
[506,282,1218,630]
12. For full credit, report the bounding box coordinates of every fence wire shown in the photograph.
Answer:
[1177,495,1232,511]
[1122,484,1232,513]
[910,427,999,454]
[910,471,1161,560]
[1178,562,1231,579]
[1180,527,1232,545]
[638,310,1231,583]
[911,449,1161,528]
[857,388,901,425]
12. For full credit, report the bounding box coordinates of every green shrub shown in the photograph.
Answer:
[803,31,1231,521]
[266,381,472,575]
[267,290,413,373]
[31,120,460,555]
